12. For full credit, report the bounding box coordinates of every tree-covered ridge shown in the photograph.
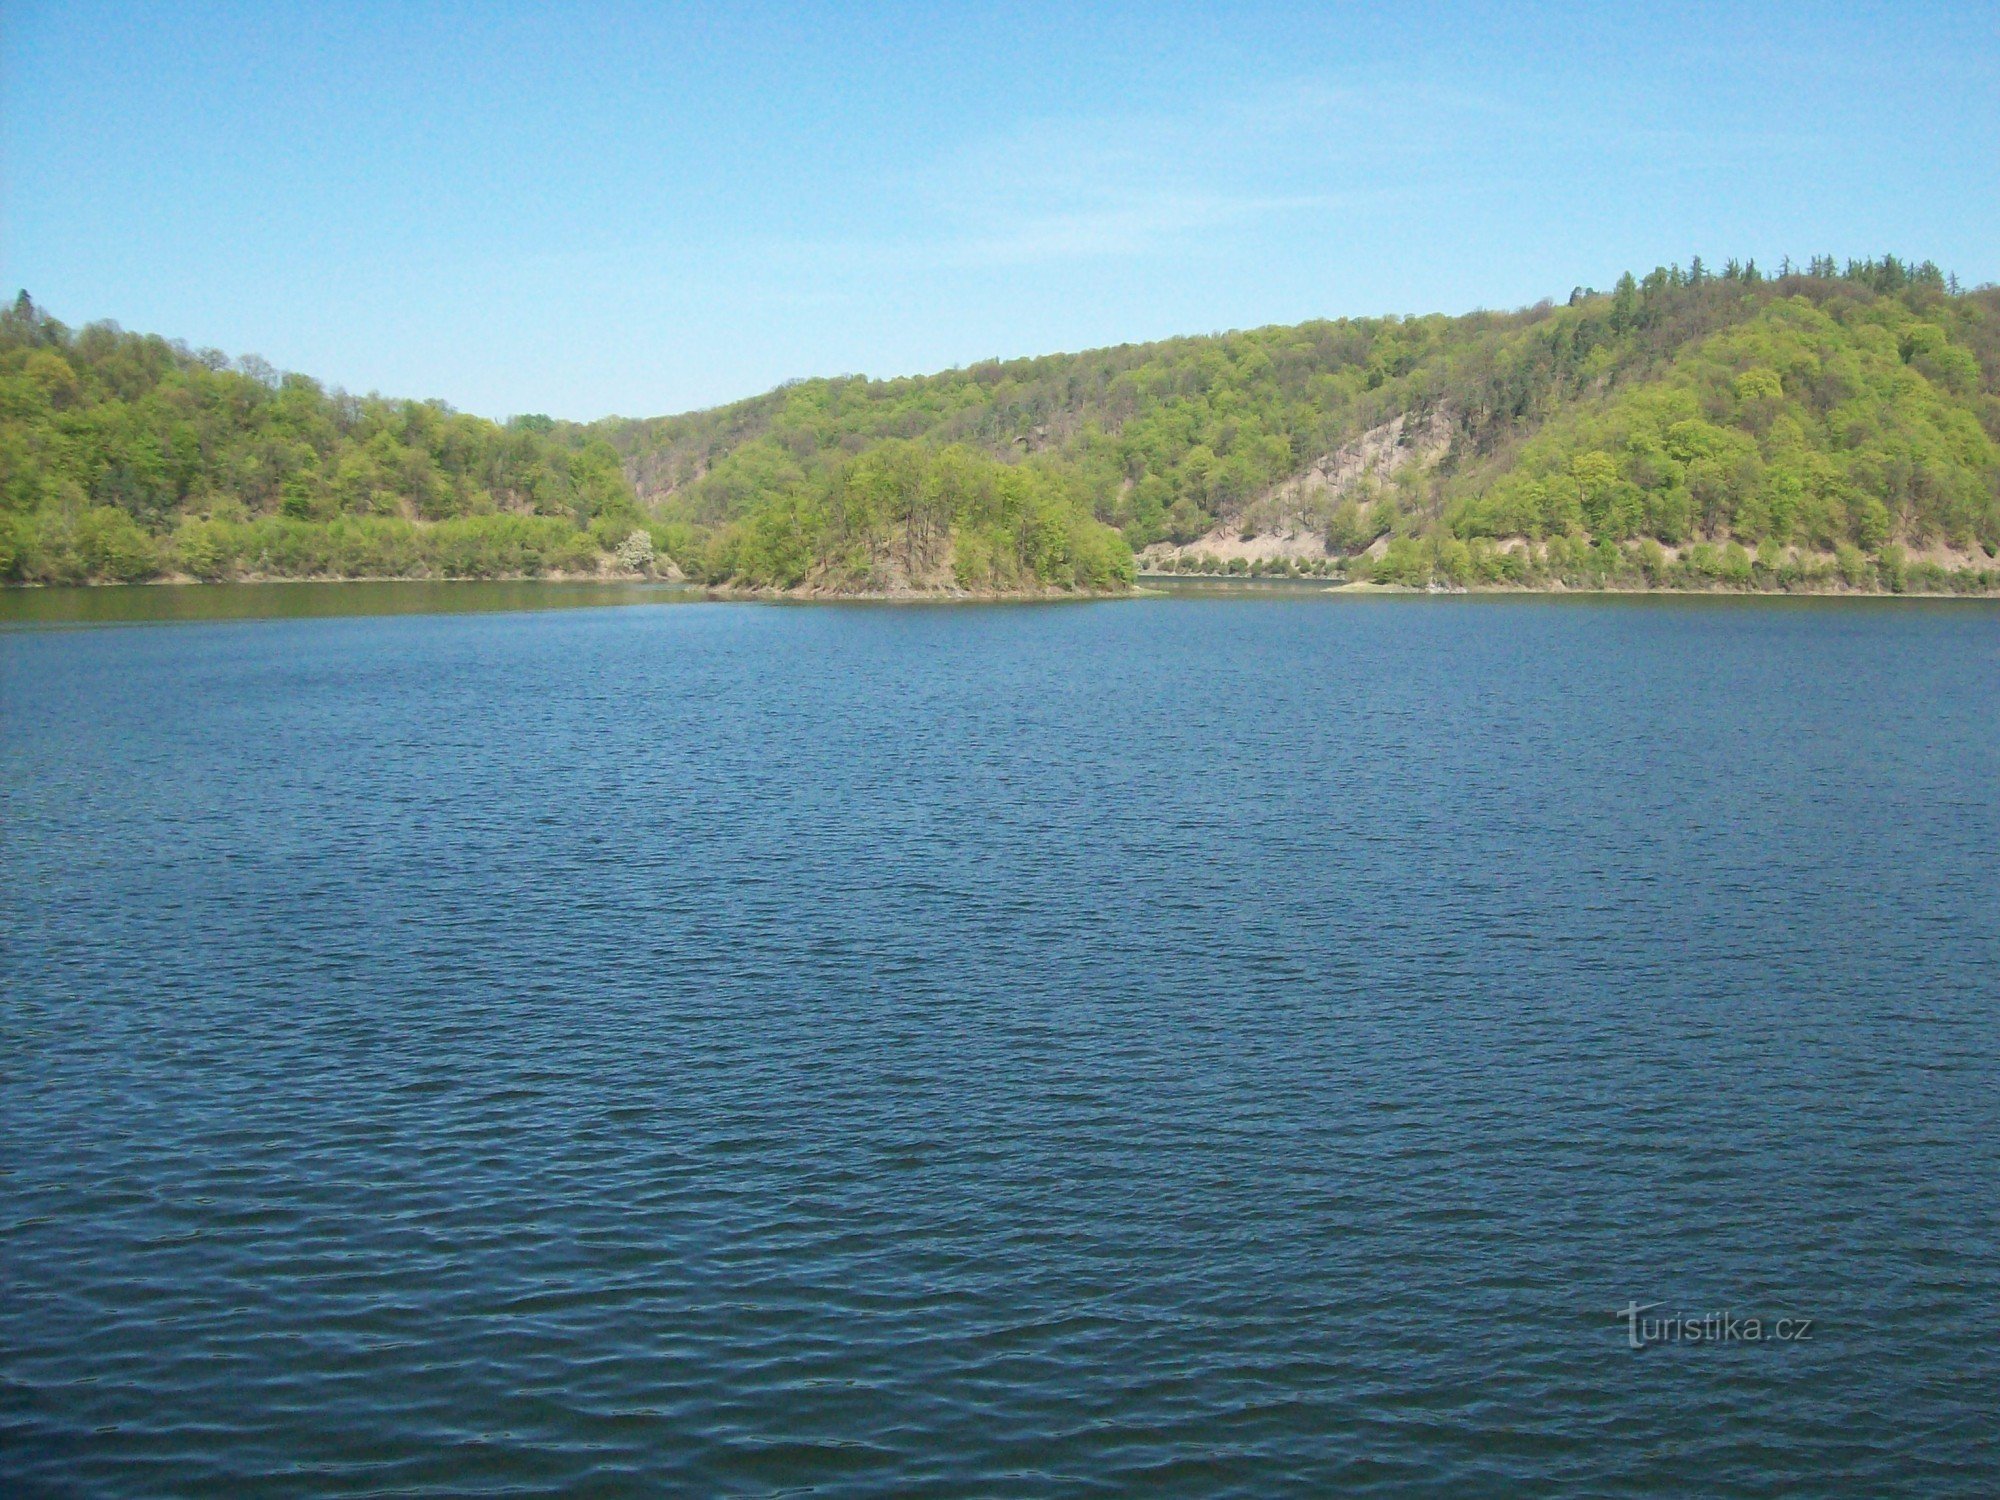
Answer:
[611,307,1559,548]
[1447,270,1999,554]
[0,295,653,583]
[0,293,1126,593]
[611,256,2000,594]
[6,257,1998,594]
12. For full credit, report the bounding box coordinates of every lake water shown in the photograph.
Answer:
[5,588,1998,1496]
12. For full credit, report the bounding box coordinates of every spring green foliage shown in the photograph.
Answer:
[1447,268,2000,558]
[0,294,644,583]
[7,256,1998,593]
[694,440,1132,592]
[611,310,1524,551]
[611,255,2000,593]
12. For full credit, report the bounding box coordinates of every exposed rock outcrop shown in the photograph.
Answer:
[1142,409,1454,567]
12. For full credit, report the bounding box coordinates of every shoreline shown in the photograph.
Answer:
[0,569,679,591]
[702,581,1130,603]
[1135,573,2000,601]
[0,573,1130,603]
[5,572,1999,603]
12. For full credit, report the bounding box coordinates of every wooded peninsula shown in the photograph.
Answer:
[5,255,1999,597]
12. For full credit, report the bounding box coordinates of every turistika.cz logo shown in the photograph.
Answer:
[1617,1302,1814,1350]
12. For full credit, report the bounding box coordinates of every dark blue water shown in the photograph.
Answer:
[5,593,1999,1497]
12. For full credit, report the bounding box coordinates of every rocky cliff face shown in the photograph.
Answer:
[1140,409,1455,567]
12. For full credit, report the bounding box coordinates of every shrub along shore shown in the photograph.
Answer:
[1142,538,1998,595]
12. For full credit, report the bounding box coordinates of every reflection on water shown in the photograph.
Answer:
[1138,574,1350,597]
[0,579,704,628]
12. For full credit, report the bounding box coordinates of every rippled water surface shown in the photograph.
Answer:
[5,593,1999,1496]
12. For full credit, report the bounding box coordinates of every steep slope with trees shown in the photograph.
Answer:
[7,258,1998,594]
[0,295,655,584]
[609,256,1999,594]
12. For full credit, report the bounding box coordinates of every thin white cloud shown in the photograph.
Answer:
[829,89,1432,271]
[403,71,1806,319]
[925,190,1341,268]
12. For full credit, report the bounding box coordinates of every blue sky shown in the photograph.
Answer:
[4,2,1996,420]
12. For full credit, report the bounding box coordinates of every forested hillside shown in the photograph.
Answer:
[0,291,1126,594]
[6,257,1999,593]
[610,256,2000,594]
[0,295,657,584]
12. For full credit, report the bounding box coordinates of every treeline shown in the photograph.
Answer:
[1360,533,1996,594]
[0,294,654,583]
[1151,538,1998,595]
